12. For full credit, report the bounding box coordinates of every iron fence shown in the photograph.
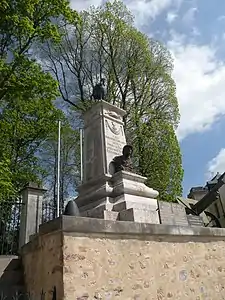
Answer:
[42,201,56,224]
[0,198,23,255]
[42,201,64,224]
[0,198,62,255]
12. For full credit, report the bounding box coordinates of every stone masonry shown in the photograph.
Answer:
[21,216,225,300]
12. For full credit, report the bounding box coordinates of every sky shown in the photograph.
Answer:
[70,0,225,197]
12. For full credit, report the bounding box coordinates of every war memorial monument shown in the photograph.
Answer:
[19,87,225,299]
[64,94,206,227]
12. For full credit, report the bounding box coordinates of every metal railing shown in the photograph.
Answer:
[0,196,63,255]
[0,198,23,255]
[42,201,64,224]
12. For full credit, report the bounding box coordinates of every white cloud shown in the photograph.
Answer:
[182,7,198,25]
[70,0,102,11]
[126,0,182,26]
[166,11,178,23]
[70,0,183,25]
[168,33,225,140]
[207,149,225,177]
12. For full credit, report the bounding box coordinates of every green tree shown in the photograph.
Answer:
[39,122,80,210]
[0,158,15,200]
[0,0,79,103]
[132,117,183,201]
[0,62,63,191]
[0,0,80,195]
[41,0,183,200]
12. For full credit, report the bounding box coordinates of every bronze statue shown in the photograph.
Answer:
[92,78,106,100]
[112,145,134,173]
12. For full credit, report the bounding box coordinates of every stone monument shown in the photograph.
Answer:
[73,100,160,224]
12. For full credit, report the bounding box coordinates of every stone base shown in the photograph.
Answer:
[81,207,119,221]
[80,196,159,224]
[104,210,119,221]
[112,171,159,199]
[75,175,113,209]
[112,194,158,211]
[119,208,160,224]
[75,171,160,224]
[80,197,113,217]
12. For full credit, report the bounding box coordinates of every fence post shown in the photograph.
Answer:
[19,182,47,249]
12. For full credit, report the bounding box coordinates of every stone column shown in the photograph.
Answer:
[82,100,127,183]
[75,101,127,210]
[19,182,47,249]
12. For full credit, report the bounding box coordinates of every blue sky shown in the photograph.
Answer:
[71,0,225,197]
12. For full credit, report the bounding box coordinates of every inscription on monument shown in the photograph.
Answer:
[104,117,126,174]
[158,201,189,226]
[106,137,125,156]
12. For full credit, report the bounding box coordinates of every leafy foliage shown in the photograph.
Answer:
[133,117,183,201]
[0,0,79,103]
[0,0,79,195]
[0,62,63,190]
[0,158,15,199]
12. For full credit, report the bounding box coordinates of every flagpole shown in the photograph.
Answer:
[56,120,61,217]
[80,128,83,183]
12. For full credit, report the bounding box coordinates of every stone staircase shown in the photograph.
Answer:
[0,256,25,299]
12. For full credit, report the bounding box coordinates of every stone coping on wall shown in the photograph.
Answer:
[41,216,225,238]
[20,216,225,255]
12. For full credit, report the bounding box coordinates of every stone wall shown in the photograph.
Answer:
[63,235,225,300]
[21,216,225,300]
[22,231,63,300]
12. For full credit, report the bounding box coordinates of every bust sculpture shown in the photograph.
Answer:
[92,78,106,100]
[112,145,134,173]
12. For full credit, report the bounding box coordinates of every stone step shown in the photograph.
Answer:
[0,256,24,290]
[0,256,21,271]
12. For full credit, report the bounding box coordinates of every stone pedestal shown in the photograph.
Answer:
[79,171,160,224]
[74,100,160,225]
[75,100,127,210]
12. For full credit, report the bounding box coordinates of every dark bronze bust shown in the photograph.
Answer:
[112,145,134,173]
[92,78,106,100]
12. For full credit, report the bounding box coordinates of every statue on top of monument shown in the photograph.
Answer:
[92,78,106,100]
[112,145,134,173]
